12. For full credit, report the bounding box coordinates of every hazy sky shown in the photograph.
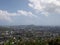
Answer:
[0,0,60,26]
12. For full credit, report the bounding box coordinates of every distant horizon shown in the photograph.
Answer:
[0,24,60,27]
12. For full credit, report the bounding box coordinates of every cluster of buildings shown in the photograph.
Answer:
[0,26,60,45]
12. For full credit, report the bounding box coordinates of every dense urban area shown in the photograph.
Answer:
[0,25,60,45]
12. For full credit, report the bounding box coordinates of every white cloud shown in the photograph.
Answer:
[0,10,17,21]
[28,0,60,16]
[0,10,37,21]
[17,10,37,17]
[41,12,49,16]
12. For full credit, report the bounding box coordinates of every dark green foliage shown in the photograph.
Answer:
[48,37,60,45]
[3,37,60,45]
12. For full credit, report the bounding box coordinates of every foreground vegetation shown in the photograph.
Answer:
[4,37,60,45]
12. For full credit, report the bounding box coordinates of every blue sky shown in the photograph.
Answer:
[0,0,60,26]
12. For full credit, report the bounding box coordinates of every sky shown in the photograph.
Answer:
[0,0,60,26]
